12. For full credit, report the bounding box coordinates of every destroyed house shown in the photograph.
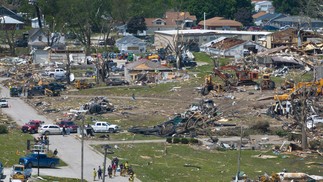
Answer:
[201,37,267,59]
[124,59,172,83]
[271,28,322,48]
[256,46,304,68]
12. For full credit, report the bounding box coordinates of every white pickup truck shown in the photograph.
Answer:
[91,121,119,133]
[47,68,66,78]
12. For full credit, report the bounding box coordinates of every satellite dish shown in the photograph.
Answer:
[70,73,75,82]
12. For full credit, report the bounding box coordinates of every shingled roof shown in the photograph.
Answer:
[198,17,242,27]
[126,59,172,71]
[145,11,196,27]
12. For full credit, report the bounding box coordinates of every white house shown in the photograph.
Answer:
[116,35,146,53]
[253,1,273,12]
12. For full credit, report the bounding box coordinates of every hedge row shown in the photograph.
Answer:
[166,137,199,144]
[0,125,8,134]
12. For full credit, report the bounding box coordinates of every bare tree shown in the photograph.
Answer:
[0,16,17,56]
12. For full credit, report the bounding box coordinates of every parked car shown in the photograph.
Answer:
[0,99,9,108]
[306,115,323,129]
[21,120,44,134]
[19,153,59,168]
[90,121,120,133]
[106,78,129,86]
[56,120,78,133]
[0,161,3,180]
[27,86,45,96]
[9,164,32,181]
[38,124,62,135]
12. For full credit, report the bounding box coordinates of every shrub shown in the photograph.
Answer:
[0,125,8,134]
[173,137,180,144]
[309,140,322,150]
[181,138,189,144]
[251,121,270,133]
[189,138,199,144]
[275,129,288,137]
[166,137,172,143]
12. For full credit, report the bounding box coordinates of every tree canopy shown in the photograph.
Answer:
[126,16,147,35]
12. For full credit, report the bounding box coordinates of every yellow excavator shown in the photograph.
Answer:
[274,78,323,101]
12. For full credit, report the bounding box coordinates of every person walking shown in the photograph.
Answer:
[124,161,129,175]
[112,161,117,176]
[97,166,102,180]
[119,163,124,176]
[107,165,113,178]
[93,168,97,181]
[62,125,66,136]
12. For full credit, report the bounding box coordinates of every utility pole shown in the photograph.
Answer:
[81,115,85,182]
[204,12,206,30]
[235,126,243,182]
[37,150,40,176]
[102,145,111,182]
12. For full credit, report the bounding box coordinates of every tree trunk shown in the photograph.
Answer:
[66,50,71,84]
[301,92,308,150]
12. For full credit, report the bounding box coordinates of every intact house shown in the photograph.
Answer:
[154,29,273,50]
[28,28,66,50]
[145,11,197,34]
[200,37,267,60]
[271,16,323,30]
[198,17,243,30]
[0,15,24,30]
[116,35,146,53]
[124,59,173,83]
[0,6,24,30]
[254,12,286,27]
[252,0,274,13]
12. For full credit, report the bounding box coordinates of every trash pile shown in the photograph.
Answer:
[82,96,115,114]
[128,99,234,137]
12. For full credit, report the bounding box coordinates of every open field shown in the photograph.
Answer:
[95,143,323,182]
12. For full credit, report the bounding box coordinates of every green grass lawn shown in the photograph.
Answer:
[96,143,323,182]
[0,127,67,167]
[0,128,34,167]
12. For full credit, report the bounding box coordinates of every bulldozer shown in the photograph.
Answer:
[260,74,275,90]
[74,79,95,89]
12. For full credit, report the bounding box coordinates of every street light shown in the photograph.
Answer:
[102,144,111,182]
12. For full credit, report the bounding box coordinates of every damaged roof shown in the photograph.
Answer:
[116,35,145,45]
[209,37,246,50]
[271,56,303,65]
[126,59,172,71]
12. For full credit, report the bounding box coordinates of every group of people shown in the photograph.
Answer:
[62,125,71,136]
[34,134,49,145]
[93,158,134,181]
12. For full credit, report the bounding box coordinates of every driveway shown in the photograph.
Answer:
[0,84,140,182]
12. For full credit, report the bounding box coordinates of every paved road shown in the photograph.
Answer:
[0,84,141,182]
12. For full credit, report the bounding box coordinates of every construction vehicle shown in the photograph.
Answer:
[260,74,275,90]
[45,88,60,97]
[274,78,323,101]
[74,79,95,89]
[200,66,258,95]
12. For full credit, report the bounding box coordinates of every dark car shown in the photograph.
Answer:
[15,39,28,47]
[28,86,45,96]
[106,78,129,86]
[45,82,66,91]
[56,120,78,133]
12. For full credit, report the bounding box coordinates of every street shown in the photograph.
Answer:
[0,84,139,182]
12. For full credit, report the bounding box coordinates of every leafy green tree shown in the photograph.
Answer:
[272,0,301,15]
[234,7,253,26]
[126,16,147,34]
